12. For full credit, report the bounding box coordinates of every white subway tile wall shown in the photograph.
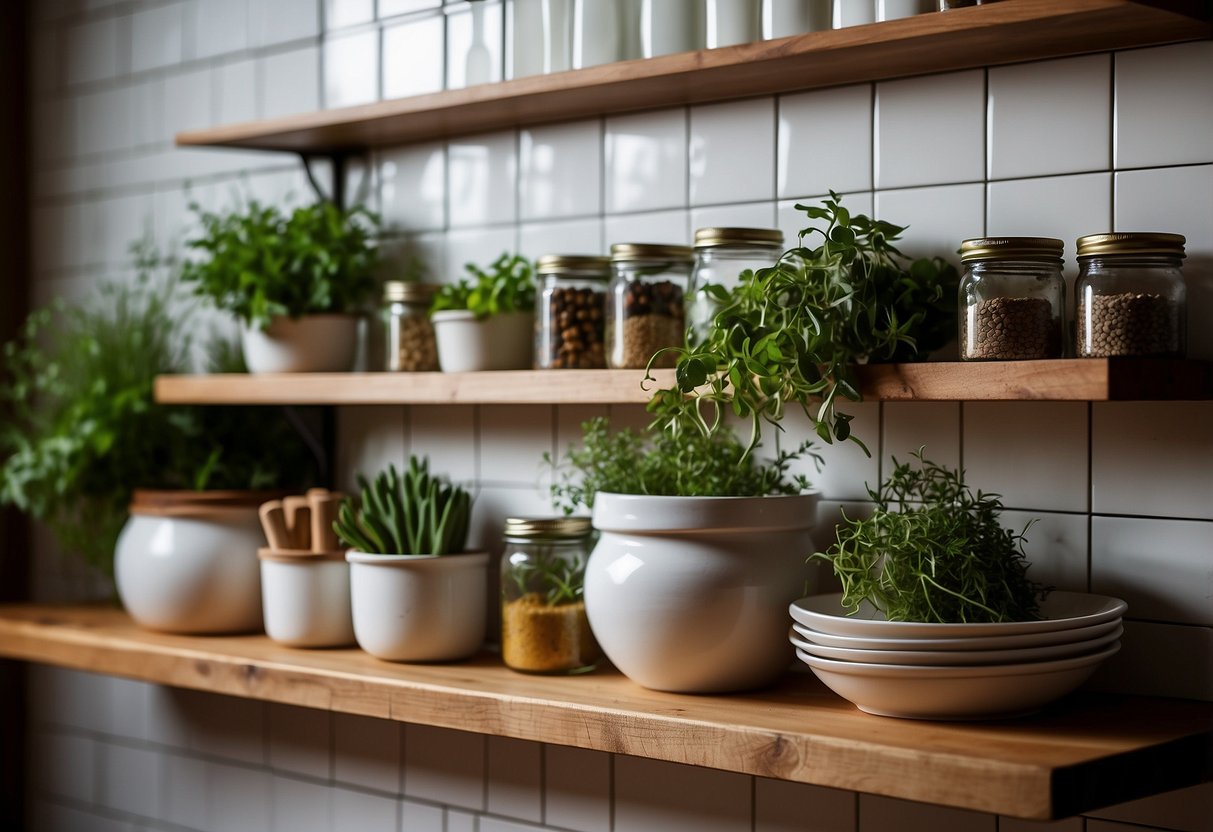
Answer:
[23,2,1213,830]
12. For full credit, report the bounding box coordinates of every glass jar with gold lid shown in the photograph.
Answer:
[606,243,693,369]
[959,237,1065,361]
[1075,232,1186,358]
[383,281,439,371]
[687,227,784,345]
[535,254,609,369]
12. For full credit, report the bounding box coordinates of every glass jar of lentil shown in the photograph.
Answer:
[687,227,783,345]
[501,517,601,675]
[607,243,693,369]
[959,237,1065,361]
[1075,233,1186,358]
[535,254,609,369]
[383,281,439,372]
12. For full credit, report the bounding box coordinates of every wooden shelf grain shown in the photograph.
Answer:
[1,604,1210,820]
[175,0,1210,154]
[153,360,1213,405]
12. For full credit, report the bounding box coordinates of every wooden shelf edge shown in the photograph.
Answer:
[2,604,1210,820]
[174,0,1211,154]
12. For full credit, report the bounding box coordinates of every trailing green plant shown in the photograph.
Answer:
[547,416,820,514]
[334,457,472,555]
[811,449,1048,624]
[181,199,381,329]
[646,192,958,456]
[430,252,536,318]
[509,548,586,606]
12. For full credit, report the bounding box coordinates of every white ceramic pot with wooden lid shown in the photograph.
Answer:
[114,490,271,634]
[259,548,356,648]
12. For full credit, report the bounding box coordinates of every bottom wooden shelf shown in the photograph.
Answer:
[2,604,1210,820]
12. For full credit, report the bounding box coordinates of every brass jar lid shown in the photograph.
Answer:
[693,227,784,248]
[610,243,694,263]
[1076,232,1186,258]
[504,516,593,539]
[960,237,1064,263]
[535,254,611,278]
[384,281,439,302]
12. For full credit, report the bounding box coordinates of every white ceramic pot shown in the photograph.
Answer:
[259,550,356,648]
[586,492,820,692]
[240,314,359,373]
[346,551,489,661]
[115,491,268,634]
[431,310,534,372]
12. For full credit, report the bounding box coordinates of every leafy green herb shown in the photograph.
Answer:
[508,548,586,606]
[334,457,472,555]
[547,416,819,514]
[812,450,1048,624]
[181,200,381,330]
[431,252,536,319]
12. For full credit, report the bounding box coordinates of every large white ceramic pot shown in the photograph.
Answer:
[259,549,356,648]
[346,551,489,661]
[431,310,533,372]
[240,313,359,373]
[115,490,270,634]
[586,492,820,693]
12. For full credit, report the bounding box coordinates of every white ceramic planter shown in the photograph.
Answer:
[586,492,820,692]
[259,550,356,648]
[115,491,268,634]
[346,551,489,661]
[240,313,359,373]
[431,309,534,372]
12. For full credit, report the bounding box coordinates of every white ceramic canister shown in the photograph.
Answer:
[346,551,489,662]
[585,492,820,693]
[833,0,875,28]
[763,0,832,38]
[115,491,269,634]
[240,314,359,374]
[641,0,701,57]
[573,0,620,68]
[259,550,356,648]
[431,309,535,372]
[705,0,761,48]
[876,0,934,21]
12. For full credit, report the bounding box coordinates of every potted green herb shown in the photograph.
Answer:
[430,252,536,371]
[336,457,486,662]
[182,199,380,373]
[548,417,821,692]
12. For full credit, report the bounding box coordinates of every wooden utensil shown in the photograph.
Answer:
[258,500,291,550]
[283,496,311,550]
[309,491,345,552]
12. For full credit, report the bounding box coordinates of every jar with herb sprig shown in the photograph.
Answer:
[501,517,601,674]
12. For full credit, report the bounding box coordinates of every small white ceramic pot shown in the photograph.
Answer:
[346,551,489,661]
[585,491,820,693]
[240,313,359,373]
[115,491,270,634]
[259,549,356,648]
[431,310,534,372]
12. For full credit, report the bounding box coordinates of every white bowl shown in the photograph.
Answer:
[790,616,1123,651]
[797,642,1121,720]
[789,591,1127,638]
[790,625,1122,666]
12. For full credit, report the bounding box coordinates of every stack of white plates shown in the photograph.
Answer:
[789,590,1127,720]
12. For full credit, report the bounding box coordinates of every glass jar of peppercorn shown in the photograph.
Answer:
[959,237,1066,361]
[535,255,610,369]
[606,243,693,369]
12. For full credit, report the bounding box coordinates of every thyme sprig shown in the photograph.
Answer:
[508,547,586,606]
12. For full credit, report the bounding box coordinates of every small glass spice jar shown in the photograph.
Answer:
[607,243,693,369]
[535,254,610,369]
[383,281,439,372]
[687,227,783,345]
[501,517,601,675]
[959,237,1066,361]
[1075,232,1186,358]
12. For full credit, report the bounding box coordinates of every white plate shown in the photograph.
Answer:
[789,591,1127,638]
[789,625,1122,666]
[790,616,1122,651]
[797,642,1121,720]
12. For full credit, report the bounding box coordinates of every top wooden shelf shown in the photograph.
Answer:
[175,0,1211,154]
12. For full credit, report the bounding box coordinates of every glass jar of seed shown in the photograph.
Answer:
[535,254,610,369]
[383,281,439,372]
[606,243,693,369]
[1075,232,1186,358]
[501,517,601,675]
[687,227,783,346]
[959,237,1066,361]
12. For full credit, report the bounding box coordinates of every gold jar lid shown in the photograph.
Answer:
[693,227,784,248]
[959,237,1064,263]
[610,243,694,263]
[1076,232,1186,258]
[535,254,611,278]
[504,516,593,539]
[384,281,439,302]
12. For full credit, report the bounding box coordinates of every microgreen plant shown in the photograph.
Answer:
[430,252,536,319]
